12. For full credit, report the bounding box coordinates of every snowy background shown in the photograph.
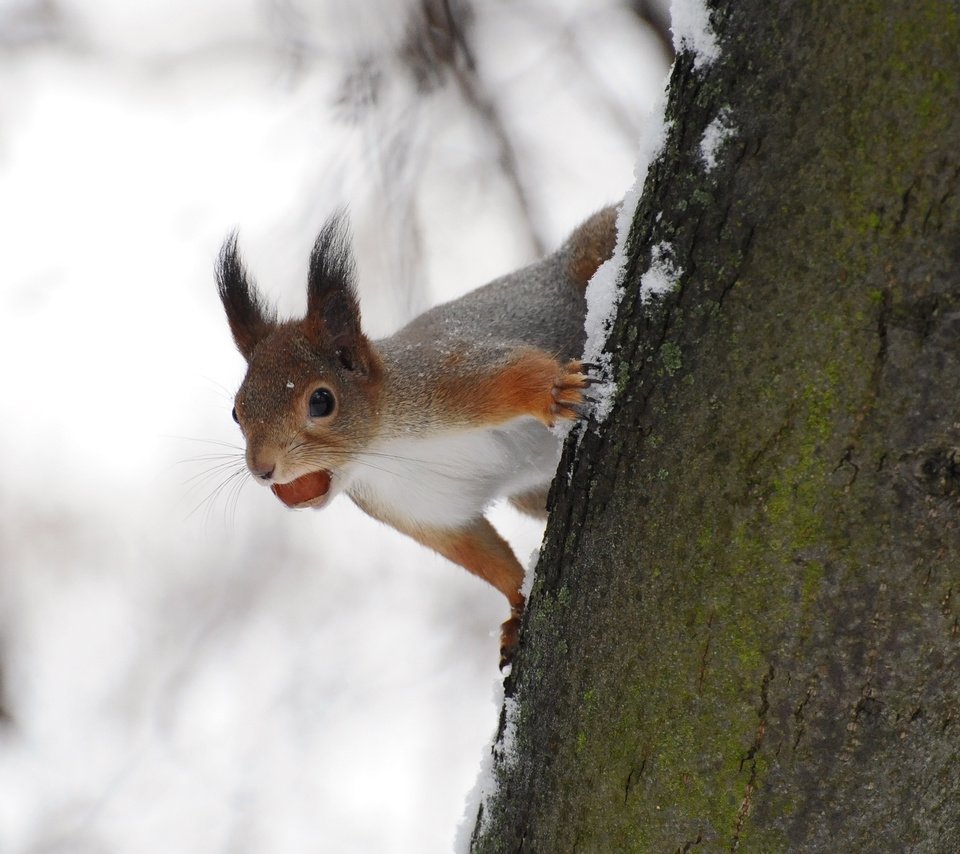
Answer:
[0,1,667,851]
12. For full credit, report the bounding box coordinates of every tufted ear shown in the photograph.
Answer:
[216,233,276,361]
[305,212,371,373]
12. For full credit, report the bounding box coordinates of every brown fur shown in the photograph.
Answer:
[508,487,550,520]
[566,205,618,291]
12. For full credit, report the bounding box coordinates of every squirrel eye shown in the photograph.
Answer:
[308,388,335,418]
[231,406,239,424]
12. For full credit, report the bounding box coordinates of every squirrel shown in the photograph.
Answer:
[216,205,617,667]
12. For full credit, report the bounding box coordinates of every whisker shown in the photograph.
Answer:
[163,434,245,451]
[175,453,245,468]
[221,469,249,529]
[286,441,485,472]
[184,427,511,517]
[186,464,249,523]
[182,461,246,493]
[184,454,248,524]
[290,448,472,483]
[196,375,238,401]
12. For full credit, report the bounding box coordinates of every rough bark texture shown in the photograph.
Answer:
[471,2,960,851]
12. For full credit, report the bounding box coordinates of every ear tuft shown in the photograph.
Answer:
[216,232,276,360]
[306,212,366,367]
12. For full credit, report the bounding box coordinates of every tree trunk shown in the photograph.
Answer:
[470,2,960,851]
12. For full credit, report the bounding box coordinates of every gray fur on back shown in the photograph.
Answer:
[377,247,585,362]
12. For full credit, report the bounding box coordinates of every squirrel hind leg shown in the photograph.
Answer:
[565,205,618,292]
[509,487,549,520]
[411,518,526,668]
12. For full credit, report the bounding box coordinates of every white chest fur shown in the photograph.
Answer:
[345,417,561,530]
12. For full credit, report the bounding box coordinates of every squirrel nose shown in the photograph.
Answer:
[247,456,276,482]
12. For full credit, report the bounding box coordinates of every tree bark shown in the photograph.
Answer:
[470,1,960,851]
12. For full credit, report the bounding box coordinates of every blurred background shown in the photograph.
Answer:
[0,1,668,850]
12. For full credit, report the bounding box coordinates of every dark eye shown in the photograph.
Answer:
[231,406,239,424]
[308,388,335,418]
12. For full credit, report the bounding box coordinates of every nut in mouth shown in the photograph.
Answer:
[270,469,333,508]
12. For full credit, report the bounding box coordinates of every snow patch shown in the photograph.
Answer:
[670,0,720,68]
[497,696,521,765]
[455,541,542,852]
[700,108,735,171]
[455,683,522,852]
[582,91,670,422]
[522,548,539,601]
[640,241,683,300]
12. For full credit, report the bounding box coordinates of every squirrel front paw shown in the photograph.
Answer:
[442,349,602,430]
[547,360,601,426]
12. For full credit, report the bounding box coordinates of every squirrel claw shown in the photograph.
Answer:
[548,359,598,424]
[553,400,593,421]
[578,364,608,387]
[578,361,608,381]
[499,612,522,669]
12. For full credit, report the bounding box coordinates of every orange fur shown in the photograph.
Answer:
[401,518,526,666]
[438,349,590,428]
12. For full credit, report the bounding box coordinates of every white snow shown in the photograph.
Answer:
[454,686,522,853]
[640,241,684,299]
[582,87,671,422]
[670,0,720,68]
[519,548,539,603]
[454,542,538,852]
[700,108,735,171]
[580,0,724,422]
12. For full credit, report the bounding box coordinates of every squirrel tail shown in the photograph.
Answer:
[565,205,618,292]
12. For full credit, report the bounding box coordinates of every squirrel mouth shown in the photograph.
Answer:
[270,470,332,508]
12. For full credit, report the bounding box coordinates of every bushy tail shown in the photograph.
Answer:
[565,205,618,292]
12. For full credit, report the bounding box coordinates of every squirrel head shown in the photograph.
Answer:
[217,214,383,508]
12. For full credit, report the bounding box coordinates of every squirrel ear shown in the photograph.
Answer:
[216,233,276,361]
[306,212,369,371]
